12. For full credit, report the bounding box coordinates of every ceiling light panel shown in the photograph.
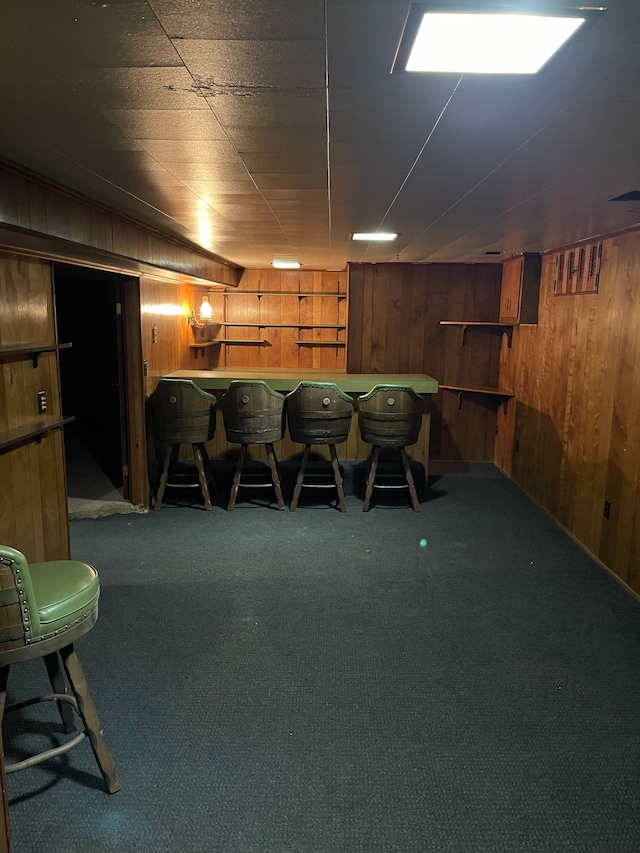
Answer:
[392,6,605,75]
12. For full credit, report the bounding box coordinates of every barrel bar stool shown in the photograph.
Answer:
[220,380,286,511]
[149,378,217,511]
[0,544,120,795]
[357,384,423,512]
[285,381,354,512]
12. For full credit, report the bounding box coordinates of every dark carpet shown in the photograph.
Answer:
[5,465,640,853]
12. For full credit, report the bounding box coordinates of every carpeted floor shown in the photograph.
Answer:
[4,466,640,853]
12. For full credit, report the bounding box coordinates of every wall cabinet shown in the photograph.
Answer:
[499,253,542,324]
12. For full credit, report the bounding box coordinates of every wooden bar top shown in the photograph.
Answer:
[163,368,438,394]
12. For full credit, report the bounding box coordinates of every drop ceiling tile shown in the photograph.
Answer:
[179,180,259,198]
[209,91,326,129]
[210,206,277,222]
[163,163,250,182]
[72,68,204,110]
[139,139,244,164]
[253,173,327,190]
[224,127,327,154]
[106,109,227,140]
[241,151,326,173]
[153,0,324,40]
[175,39,325,91]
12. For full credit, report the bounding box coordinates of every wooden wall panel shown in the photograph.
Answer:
[0,253,69,561]
[499,230,640,592]
[0,158,240,287]
[347,262,503,462]
[223,269,347,372]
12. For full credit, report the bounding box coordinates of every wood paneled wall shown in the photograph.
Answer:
[497,230,640,592]
[223,269,347,370]
[0,158,239,286]
[347,262,503,461]
[0,253,69,561]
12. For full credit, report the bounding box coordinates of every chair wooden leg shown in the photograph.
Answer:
[199,443,217,500]
[399,446,421,512]
[265,443,285,510]
[192,444,213,511]
[59,644,121,795]
[43,653,76,733]
[154,443,179,511]
[0,667,9,726]
[227,445,247,511]
[329,445,347,512]
[363,446,380,511]
[290,445,310,512]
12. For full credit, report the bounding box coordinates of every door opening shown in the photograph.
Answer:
[54,263,130,504]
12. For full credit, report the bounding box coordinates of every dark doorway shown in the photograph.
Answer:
[54,263,129,502]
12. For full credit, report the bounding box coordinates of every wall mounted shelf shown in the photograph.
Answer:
[0,342,72,367]
[222,323,345,330]
[223,290,346,299]
[189,339,269,359]
[293,340,346,347]
[439,384,514,413]
[440,321,515,347]
[0,415,75,453]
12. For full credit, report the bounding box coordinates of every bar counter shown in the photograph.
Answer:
[162,368,439,468]
[163,368,438,395]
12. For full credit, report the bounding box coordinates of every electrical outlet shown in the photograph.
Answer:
[37,390,47,414]
[604,500,611,519]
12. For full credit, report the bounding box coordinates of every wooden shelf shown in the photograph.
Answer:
[0,342,72,366]
[224,290,346,299]
[440,321,515,347]
[293,340,346,347]
[222,323,345,330]
[440,384,514,413]
[189,340,269,359]
[0,416,75,453]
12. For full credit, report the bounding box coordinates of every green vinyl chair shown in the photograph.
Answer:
[0,544,120,795]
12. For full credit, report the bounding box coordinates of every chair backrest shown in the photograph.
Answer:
[149,379,216,445]
[357,385,423,447]
[0,545,41,650]
[285,381,354,445]
[221,380,285,445]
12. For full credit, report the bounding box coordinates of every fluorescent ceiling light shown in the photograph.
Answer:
[351,232,398,241]
[272,260,300,269]
[394,6,599,75]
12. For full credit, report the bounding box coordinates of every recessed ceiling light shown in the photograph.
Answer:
[272,260,301,269]
[392,6,605,75]
[351,232,398,241]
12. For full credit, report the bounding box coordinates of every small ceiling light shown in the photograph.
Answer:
[392,5,605,75]
[351,232,398,241]
[272,260,301,269]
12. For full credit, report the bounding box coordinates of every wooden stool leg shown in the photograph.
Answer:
[192,444,213,511]
[329,444,347,512]
[199,443,217,501]
[0,667,9,727]
[43,652,76,733]
[363,446,381,512]
[399,446,421,512]
[265,443,285,510]
[154,443,179,511]
[59,644,121,795]
[290,445,310,512]
[227,445,247,511]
